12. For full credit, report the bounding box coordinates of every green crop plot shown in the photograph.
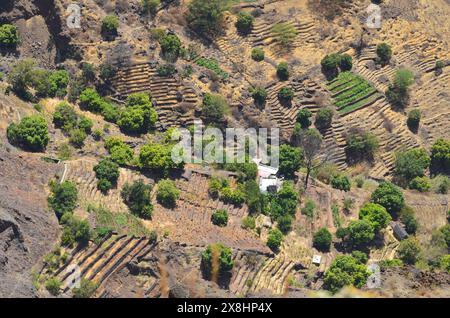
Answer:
[327,72,380,115]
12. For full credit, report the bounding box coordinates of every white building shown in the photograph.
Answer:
[253,158,282,193]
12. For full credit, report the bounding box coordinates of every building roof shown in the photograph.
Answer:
[259,177,282,193]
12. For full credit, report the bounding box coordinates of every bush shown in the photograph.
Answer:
[105,137,133,165]
[386,69,414,108]
[242,216,256,230]
[118,93,157,134]
[72,279,98,298]
[202,93,229,123]
[407,109,421,132]
[93,159,120,193]
[251,48,264,61]
[324,255,369,293]
[141,0,160,15]
[397,237,421,264]
[399,206,418,234]
[7,115,49,151]
[441,255,450,273]
[376,43,392,66]
[186,0,226,37]
[69,129,87,148]
[271,22,298,50]
[321,53,341,78]
[355,176,364,188]
[347,219,375,247]
[53,102,78,132]
[436,176,450,194]
[81,63,96,83]
[79,88,104,113]
[208,177,225,199]
[139,143,183,176]
[45,277,62,296]
[331,175,351,192]
[435,60,445,76]
[156,179,180,208]
[313,227,332,252]
[267,228,283,251]
[351,251,368,265]
[430,139,450,175]
[0,24,19,47]
[7,59,37,96]
[121,180,153,219]
[394,148,430,183]
[345,130,379,163]
[159,34,182,61]
[61,215,91,247]
[250,87,267,105]
[315,108,333,130]
[278,145,303,178]
[276,62,290,80]
[278,86,294,103]
[244,180,262,214]
[220,187,245,206]
[102,15,119,35]
[296,108,312,129]
[47,70,70,97]
[156,63,176,76]
[371,181,405,217]
[201,243,234,278]
[48,181,78,219]
[301,199,315,218]
[359,203,391,233]
[235,12,254,34]
[409,176,431,192]
[339,54,353,71]
[271,181,299,218]
[211,209,228,227]
[277,214,293,234]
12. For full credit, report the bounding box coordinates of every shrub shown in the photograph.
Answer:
[407,109,421,132]
[339,54,353,71]
[118,93,157,134]
[208,177,225,199]
[313,227,332,252]
[45,277,62,296]
[105,138,133,165]
[296,108,312,129]
[386,69,414,108]
[436,176,450,194]
[271,22,298,50]
[371,181,405,217]
[278,86,294,103]
[202,93,229,123]
[277,214,293,234]
[351,251,368,265]
[251,48,264,61]
[331,175,351,192]
[430,139,450,175]
[399,206,418,234]
[242,216,256,230]
[355,176,364,188]
[397,237,421,264]
[220,187,245,206]
[201,243,234,278]
[78,116,93,134]
[61,215,91,247]
[48,181,78,219]
[141,0,160,15]
[102,15,119,35]
[79,88,104,113]
[441,255,450,273]
[6,59,37,96]
[139,143,183,176]
[301,199,315,218]
[159,34,182,61]
[278,145,303,178]
[409,176,431,192]
[235,12,254,34]
[93,159,120,193]
[157,63,176,76]
[81,63,96,83]
[267,228,283,251]
[48,70,70,97]
[186,0,226,37]
[345,130,379,163]
[0,24,19,47]
[211,209,228,227]
[276,62,290,80]
[69,129,87,148]
[250,87,267,105]
[156,179,180,208]
[359,203,391,233]
[7,115,49,151]
[321,53,341,78]
[271,181,299,218]
[72,279,98,298]
[376,43,392,65]
[347,219,375,247]
[324,255,369,293]
[121,180,153,219]
[53,102,78,131]
[435,60,445,76]
[244,180,262,214]
[315,108,333,130]
[394,148,430,183]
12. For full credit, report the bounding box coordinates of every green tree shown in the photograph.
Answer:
[251,48,264,61]
[397,237,421,264]
[278,145,303,178]
[121,180,153,219]
[371,181,405,216]
[48,181,78,219]
[201,243,234,278]
[271,181,299,218]
[186,0,226,37]
[244,180,262,214]
[69,128,87,148]
[141,0,160,15]
[324,255,369,293]
[347,219,375,247]
[267,228,283,251]
[250,87,267,105]
[277,214,293,234]
[315,107,334,130]
[139,143,183,176]
[278,86,294,104]
[345,130,379,163]
[45,277,62,296]
[394,148,430,183]
[430,139,450,175]
[93,159,120,193]
[79,88,105,113]
[202,93,229,123]
[313,227,332,252]
[296,108,312,129]
[376,43,392,66]
[211,209,228,227]
[399,206,418,234]
[276,62,290,80]
[339,54,353,71]
[386,69,414,108]
[359,203,391,233]
[7,115,49,151]
[105,137,133,165]
[321,53,341,79]
[235,12,254,34]
[53,102,78,132]
[159,34,182,61]
[0,24,19,47]
[331,175,351,192]
[118,92,158,134]
[156,179,180,208]
[407,109,421,132]
[219,187,245,206]
[72,279,98,298]
[409,176,431,192]
[102,15,119,38]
